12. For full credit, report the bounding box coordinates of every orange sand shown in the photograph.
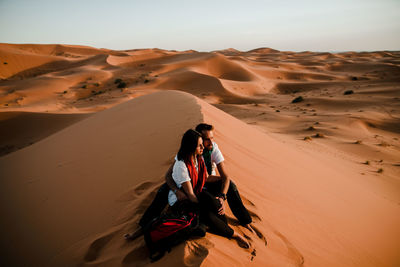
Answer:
[0,44,399,266]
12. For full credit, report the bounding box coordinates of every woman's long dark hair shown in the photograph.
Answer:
[177,129,202,162]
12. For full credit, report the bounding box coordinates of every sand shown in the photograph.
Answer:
[0,43,399,266]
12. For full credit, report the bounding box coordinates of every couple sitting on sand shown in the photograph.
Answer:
[125,123,253,248]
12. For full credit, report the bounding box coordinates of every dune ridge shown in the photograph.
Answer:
[1,43,400,266]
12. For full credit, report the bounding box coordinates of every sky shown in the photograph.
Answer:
[0,0,399,52]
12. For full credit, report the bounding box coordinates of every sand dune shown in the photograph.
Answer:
[1,44,400,266]
[0,90,399,267]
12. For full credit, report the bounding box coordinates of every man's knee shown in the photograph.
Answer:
[229,180,238,192]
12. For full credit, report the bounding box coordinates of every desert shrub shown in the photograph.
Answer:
[304,136,312,141]
[377,168,383,173]
[354,140,362,144]
[114,78,123,84]
[379,142,390,147]
[314,133,324,138]
[91,90,104,95]
[117,82,126,88]
[144,79,149,83]
[351,76,358,81]
[82,85,87,89]
[344,90,354,95]
[291,96,304,103]
[364,160,370,165]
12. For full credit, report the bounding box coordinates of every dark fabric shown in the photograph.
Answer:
[197,190,234,238]
[139,183,169,228]
[144,201,202,262]
[205,180,252,225]
[202,148,213,175]
[184,155,207,195]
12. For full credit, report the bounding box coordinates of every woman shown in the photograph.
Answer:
[168,129,249,248]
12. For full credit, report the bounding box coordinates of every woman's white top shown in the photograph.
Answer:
[168,157,198,206]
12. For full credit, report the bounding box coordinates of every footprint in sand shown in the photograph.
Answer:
[117,180,160,202]
[133,181,157,196]
[273,230,304,266]
[183,238,214,266]
[122,245,149,266]
[84,233,114,262]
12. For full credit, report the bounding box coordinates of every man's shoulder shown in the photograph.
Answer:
[212,141,220,150]
[211,142,224,163]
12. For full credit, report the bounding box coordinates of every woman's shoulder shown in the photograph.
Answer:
[173,159,187,169]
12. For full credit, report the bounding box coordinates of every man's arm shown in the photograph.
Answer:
[216,162,230,196]
[165,163,187,200]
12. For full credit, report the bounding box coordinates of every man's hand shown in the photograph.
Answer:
[176,189,187,201]
[216,197,225,215]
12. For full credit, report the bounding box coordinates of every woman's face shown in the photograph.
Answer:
[195,137,204,156]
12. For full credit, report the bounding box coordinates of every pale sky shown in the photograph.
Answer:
[0,0,399,52]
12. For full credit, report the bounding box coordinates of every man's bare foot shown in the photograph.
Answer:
[124,227,143,241]
[232,232,250,249]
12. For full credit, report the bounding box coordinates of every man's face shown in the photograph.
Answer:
[201,130,214,151]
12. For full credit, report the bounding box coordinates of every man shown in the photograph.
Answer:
[125,123,253,240]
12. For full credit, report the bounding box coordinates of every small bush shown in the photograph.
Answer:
[364,160,370,165]
[63,90,67,94]
[304,136,312,141]
[82,85,87,89]
[351,76,358,81]
[275,110,280,112]
[379,142,390,147]
[114,78,123,84]
[344,90,354,95]
[117,82,126,88]
[314,133,325,138]
[377,168,383,173]
[3,62,7,65]
[307,126,315,131]
[144,79,149,83]
[354,140,362,144]
[291,96,304,103]
[94,82,100,87]
[92,90,104,95]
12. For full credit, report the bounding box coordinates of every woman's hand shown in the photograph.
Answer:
[176,189,187,201]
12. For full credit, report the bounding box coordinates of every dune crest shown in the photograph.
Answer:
[1,43,400,266]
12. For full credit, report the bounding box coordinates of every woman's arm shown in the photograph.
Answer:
[165,163,187,200]
[181,181,198,203]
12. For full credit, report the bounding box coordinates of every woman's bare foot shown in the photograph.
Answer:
[124,227,143,241]
[232,232,250,249]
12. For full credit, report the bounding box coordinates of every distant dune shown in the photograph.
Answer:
[0,44,399,266]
